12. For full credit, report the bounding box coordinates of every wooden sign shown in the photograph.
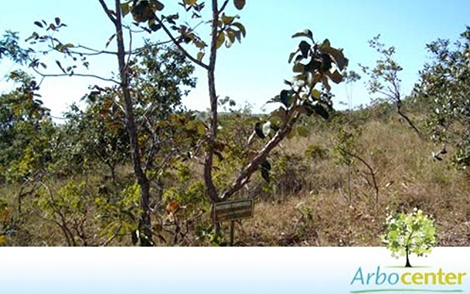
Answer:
[212,199,254,223]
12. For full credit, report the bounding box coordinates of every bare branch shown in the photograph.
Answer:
[339,148,379,204]
[221,113,300,201]
[98,0,117,26]
[153,15,209,70]
[33,68,120,84]
[218,0,230,14]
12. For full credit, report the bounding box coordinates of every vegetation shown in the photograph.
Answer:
[383,210,437,268]
[0,2,469,247]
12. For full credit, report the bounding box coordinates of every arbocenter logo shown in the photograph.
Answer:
[350,266,467,293]
[349,210,467,293]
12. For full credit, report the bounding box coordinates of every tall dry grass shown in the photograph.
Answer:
[240,115,470,246]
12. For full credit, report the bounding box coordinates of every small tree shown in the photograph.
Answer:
[125,0,349,206]
[414,27,470,168]
[382,209,437,268]
[360,35,423,138]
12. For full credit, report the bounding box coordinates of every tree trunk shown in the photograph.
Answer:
[203,0,221,204]
[405,246,412,268]
[111,0,153,246]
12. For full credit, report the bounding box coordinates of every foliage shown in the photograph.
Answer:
[0,71,52,183]
[414,27,470,168]
[0,31,33,64]
[333,126,380,204]
[382,209,437,267]
[33,180,93,246]
[361,35,422,137]
[0,198,9,245]
[95,183,142,245]
[305,144,329,161]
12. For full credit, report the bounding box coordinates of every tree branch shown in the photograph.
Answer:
[34,69,119,84]
[221,112,300,201]
[98,0,117,26]
[339,148,379,204]
[218,0,230,14]
[153,15,209,70]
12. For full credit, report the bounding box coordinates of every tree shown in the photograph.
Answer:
[5,0,349,244]
[21,2,197,245]
[0,71,52,183]
[414,27,470,168]
[382,209,437,268]
[360,35,423,138]
[125,0,349,210]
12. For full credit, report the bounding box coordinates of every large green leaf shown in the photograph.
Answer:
[280,90,293,108]
[255,122,265,139]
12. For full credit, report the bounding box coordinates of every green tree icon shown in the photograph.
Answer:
[382,210,437,268]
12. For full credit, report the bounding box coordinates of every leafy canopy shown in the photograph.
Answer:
[414,27,470,168]
[382,210,437,259]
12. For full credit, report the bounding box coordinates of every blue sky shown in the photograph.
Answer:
[1,0,469,117]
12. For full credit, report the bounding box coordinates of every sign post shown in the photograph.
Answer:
[212,199,254,246]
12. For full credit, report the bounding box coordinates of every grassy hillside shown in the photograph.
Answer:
[239,110,470,246]
[1,105,469,246]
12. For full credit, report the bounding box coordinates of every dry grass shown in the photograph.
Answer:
[2,114,470,246]
[238,115,470,246]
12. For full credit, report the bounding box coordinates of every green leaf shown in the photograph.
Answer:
[288,51,298,64]
[262,121,272,137]
[221,14,235,25]
[299,41,311,58]
[197,52,205,61]
[321,46,348,71]
[105,34,116,48]
[271,107,288,122]
[149,0,165,11]
[313,103,329,120]
[255,122,265,139]
[327,70,343,84]
[311,89,321,100]
[121,3,130,17]
[234,0,246,10]
[280,90,293,108]
[150,23,162,32]
[216,32,225,49]
[292,29,314,42]
[225,30,236,48]
[232,22,246,37]
[261,160,271,171]
[260,160,271,183]
[56,60,66,74]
